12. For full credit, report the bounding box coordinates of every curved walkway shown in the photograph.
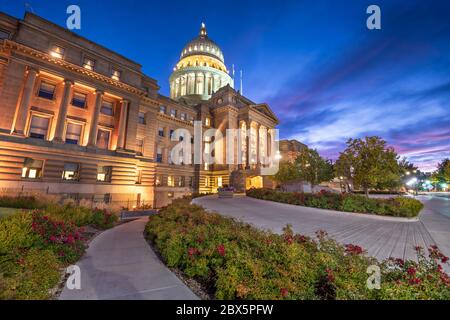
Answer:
[59,218,198,300]
[193,195,450,271]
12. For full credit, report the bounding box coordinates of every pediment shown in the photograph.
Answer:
[251,104,279,124]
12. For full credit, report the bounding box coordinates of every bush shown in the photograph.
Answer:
[146,199,449,300]
[246,188,423,218]
[0,196,46,210]
[0,212,40,254]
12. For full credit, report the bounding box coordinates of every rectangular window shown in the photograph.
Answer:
[218,176,223,187]
[62,163,80,181]
[205,117,211,127]
[178,176,185,187]
[138,112,146,124]
[50,45,65,59]
[71,92,87,108]
[158,127,164,137]
[29,115,50,140]
[111,68,121,81]
[0,29,10,40]
[156,146,163,163]
[170,129,174,138]
[22,158,43,179]
[38,81,56,100]
[159,105,166,114]
[136,170,142,184]
[180,112,186,121]
[97,166,112,182]
[168,175,175,187]
[155,175,162,186]
[188,176,194,187]
[170,109,177,118]
[136,138,144,155]
[83,57,95,70]
[168,191,174,198]
[204,176,209,187]
[65,122,82,145]
[96,129,111,149]
[100,101,114,116]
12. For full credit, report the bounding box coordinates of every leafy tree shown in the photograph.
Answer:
[431,158,450,189]
[337,136,401,197]
[294,148,334,191]
[272,161,300,190]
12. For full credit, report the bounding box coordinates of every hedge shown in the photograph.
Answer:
[246,188,423,218]
[145,199,449,300]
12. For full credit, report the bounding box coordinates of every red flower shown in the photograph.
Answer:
[284,235,293,245]
[280,288,289,298]
[187,247,198,257]
[345,244,364,255]
[49,235,57,242]
[325,268,335,282]
[406,267,416,276]
[216,244,225,257]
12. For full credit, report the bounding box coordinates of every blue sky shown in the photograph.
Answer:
[1,0,449,171]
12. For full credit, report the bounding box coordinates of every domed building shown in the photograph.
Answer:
[169,23,233,105]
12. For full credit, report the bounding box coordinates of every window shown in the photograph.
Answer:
[168,175,175,187]
[97,166,112,182]
[170,109,177,118]
[168,192,174,198]
[136,170,142,184]
[111,68,121,81]
[83,57,95,70]
[138,112,146,124]
[38,81,56,100]
[136,138,144,155]
[65,122,82,145]
[180,113,186,121]
[62,163,80,181]
[188,176,194,187]
[204,163,209,170]
[72,92,87,108]
[96,129,111,149]
[0,29,10,40]
[204,177,209,187]
[158,127,164,137]
[205,117,211,127]
[178,176,185,187]
[29,115,50,139]
[22,158,43,179]
[100,101,114,116]
[156,146,163,163]
[159,105,166,114]
[218,176,223,187]
[49,45,65,59]
[155,175,162,186]
[170,129,174,138]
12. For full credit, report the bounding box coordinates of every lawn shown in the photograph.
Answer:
[0,207,23,219]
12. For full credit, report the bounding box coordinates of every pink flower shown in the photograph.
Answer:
[406,267,416,276]
[280,288,289,298]
[187,247,197,257]
[216,244,225,257]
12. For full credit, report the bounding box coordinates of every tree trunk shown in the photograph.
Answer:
[364,187,369,198]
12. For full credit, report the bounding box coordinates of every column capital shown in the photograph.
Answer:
[63,79,74,86]
[120,99,129,105]
[26,66,39,75]
[95,89,104,95]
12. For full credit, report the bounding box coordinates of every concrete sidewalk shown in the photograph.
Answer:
[59,218,198,300]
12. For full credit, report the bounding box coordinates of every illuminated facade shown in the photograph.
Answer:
[0,12,280,207]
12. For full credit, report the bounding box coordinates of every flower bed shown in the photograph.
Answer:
[246,188,423,218]
[0,196,118,300]
[145,199,449,300]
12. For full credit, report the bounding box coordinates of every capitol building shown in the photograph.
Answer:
[0,12,281,207]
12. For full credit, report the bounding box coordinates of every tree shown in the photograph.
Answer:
[431,158,450,190]
[337,136,401,197]
[272,161,300,190]
[294,148,334,192]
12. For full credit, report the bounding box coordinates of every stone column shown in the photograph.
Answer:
[116,99,129,150]
[88,90,103,146]
[186,74,190,95]
[256,124,260,165]
[212,75,215,94]
[53,79,73,142]
[246,121,251,168]
[194,73,198,94]
[14,67,38,135]
[203,73,207,96]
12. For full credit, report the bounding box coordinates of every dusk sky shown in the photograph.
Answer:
[1,0,449,171]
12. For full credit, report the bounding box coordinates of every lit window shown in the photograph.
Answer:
[168,191,174,198]
[205,117,210,127]
[138,112,146,124]
[83,57,95,70]
[170,109,177,118]
[218,176,223,187]
[111,68,121,81]
[71,92,87,108]
[180,113,186,121]
[156,146,163,163]
[168,175,175,187]
[97,166,112,182]
[136,170,142,184]
[136,138,144,155]
[158,127,164,137]
[62,163,80,181]
[50,45,65,59]
[65,122,82,145]
[155,175,162,186]
[204,177,209,187]
[204,163,209,170]
[100,101,114,116]
[178,176,185,187]
[29,115,50,140]
[22,158,43,179]
[38,81,56,100]
[159,105,166,114]
[96,129,110,149]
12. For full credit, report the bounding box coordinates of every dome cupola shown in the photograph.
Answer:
[169,23,233,104]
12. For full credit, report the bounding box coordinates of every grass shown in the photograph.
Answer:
[0,207,24,219]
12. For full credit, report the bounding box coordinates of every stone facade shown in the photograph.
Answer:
[0,12,280,208]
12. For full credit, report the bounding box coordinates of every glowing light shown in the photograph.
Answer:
[406,171,410,175]
[406,177,417,186]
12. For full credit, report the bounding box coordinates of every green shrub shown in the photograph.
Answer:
[247,188,423,217]
[145,199,449,300]
[0,196,46,210]
[0,212,40,254]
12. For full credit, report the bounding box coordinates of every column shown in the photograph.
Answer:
[212,75,215,94]
[186,74,190,95]
[116,99,129,149]
[256,124,260,165]
[194,73,198,94]
[88,90,103,146]
[53,79,73,142]
[246,121,251,168]
[14,67,38,135]
[203,73,207,96]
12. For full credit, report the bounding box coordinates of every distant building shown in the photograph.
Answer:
[279,139,308,163]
